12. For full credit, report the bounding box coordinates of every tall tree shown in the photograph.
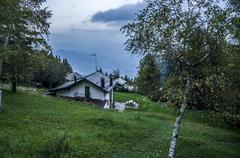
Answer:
[31,52,68,88]
[0,0,52,92]
[124,75,128,81]
[0,88,2,112]
[112,69,120,79]
[136,53,161,101]
[122,0,230,157]
[63,58,73,73]
[228,0,240,41]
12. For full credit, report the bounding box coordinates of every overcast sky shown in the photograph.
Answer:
[45,0,146,77]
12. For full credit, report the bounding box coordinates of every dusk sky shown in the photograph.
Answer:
[45,0,146,77]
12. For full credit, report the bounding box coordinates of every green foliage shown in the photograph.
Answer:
[163,45,240,128]
[0,0,52,92]
[228,0,240,41]
[1,48,33,83]
[122,0,240,128]
[0,0,51,48]
[62,58,73,73]
[162,75,185,107]
[31,52,70,88]
[0,90,240,158]
[1,51,72,89]
[111,69,120,79]
[135,54,161,101]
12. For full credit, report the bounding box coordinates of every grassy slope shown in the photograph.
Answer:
[0,90,239,158]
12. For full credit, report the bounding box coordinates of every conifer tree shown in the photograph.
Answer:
[63,58,73,73]
[135,54,161,101]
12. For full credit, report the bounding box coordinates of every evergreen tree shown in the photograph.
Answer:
[62,58,73,73]
[124,75,130,82]
[31,52,68,88]
[136,54,161,101]
[112,69,120,79]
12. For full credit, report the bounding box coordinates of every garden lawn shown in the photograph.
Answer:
[0,90,239,158]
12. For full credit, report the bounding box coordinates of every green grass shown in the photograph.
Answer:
[0,90,239,158]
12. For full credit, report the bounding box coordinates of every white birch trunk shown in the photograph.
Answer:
[168,77,191,158]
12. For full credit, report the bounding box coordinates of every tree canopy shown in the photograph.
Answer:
[0,0,52,92]
[122,0,240,157]
[122,0,239,126]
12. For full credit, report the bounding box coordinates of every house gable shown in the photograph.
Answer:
[48,71,116,108]
[56,81,107,100]
[49,78,109,93]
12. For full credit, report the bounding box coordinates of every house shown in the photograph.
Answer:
[65,72,83,81]
[115,78,127,87]
[49,71,116,109]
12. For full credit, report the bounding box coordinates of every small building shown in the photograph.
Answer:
[49,71,116,109]
[115,78,127,87]
[115,78,135,92]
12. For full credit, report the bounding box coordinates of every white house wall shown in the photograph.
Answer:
[105,93,110,100]
[56,82,108,100]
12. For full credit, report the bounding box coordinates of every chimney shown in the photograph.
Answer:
[74,75,77,83]
[101,77,105,88]
[110,77,113,86]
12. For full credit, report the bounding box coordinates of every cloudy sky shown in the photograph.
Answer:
[45,0,146,77]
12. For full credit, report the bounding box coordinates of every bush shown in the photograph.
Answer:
[163,74,240,129]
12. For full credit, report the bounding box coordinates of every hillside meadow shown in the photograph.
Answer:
[0,89,239,158]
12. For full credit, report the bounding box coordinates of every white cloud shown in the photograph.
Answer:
[44,0,142,77]
[45,0,143,32]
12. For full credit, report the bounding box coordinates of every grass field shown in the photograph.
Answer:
[0,89,239,158]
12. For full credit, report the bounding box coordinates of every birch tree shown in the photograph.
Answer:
[121,0,230,157]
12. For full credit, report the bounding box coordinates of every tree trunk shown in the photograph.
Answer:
[0,60,2,112]
[0,35,10,111]
[0,59,2,77]
[0,90,2,112]
[49,82,52,89]
[11,76,17,93]
[168,77,191,158]
[0,59,2,88]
